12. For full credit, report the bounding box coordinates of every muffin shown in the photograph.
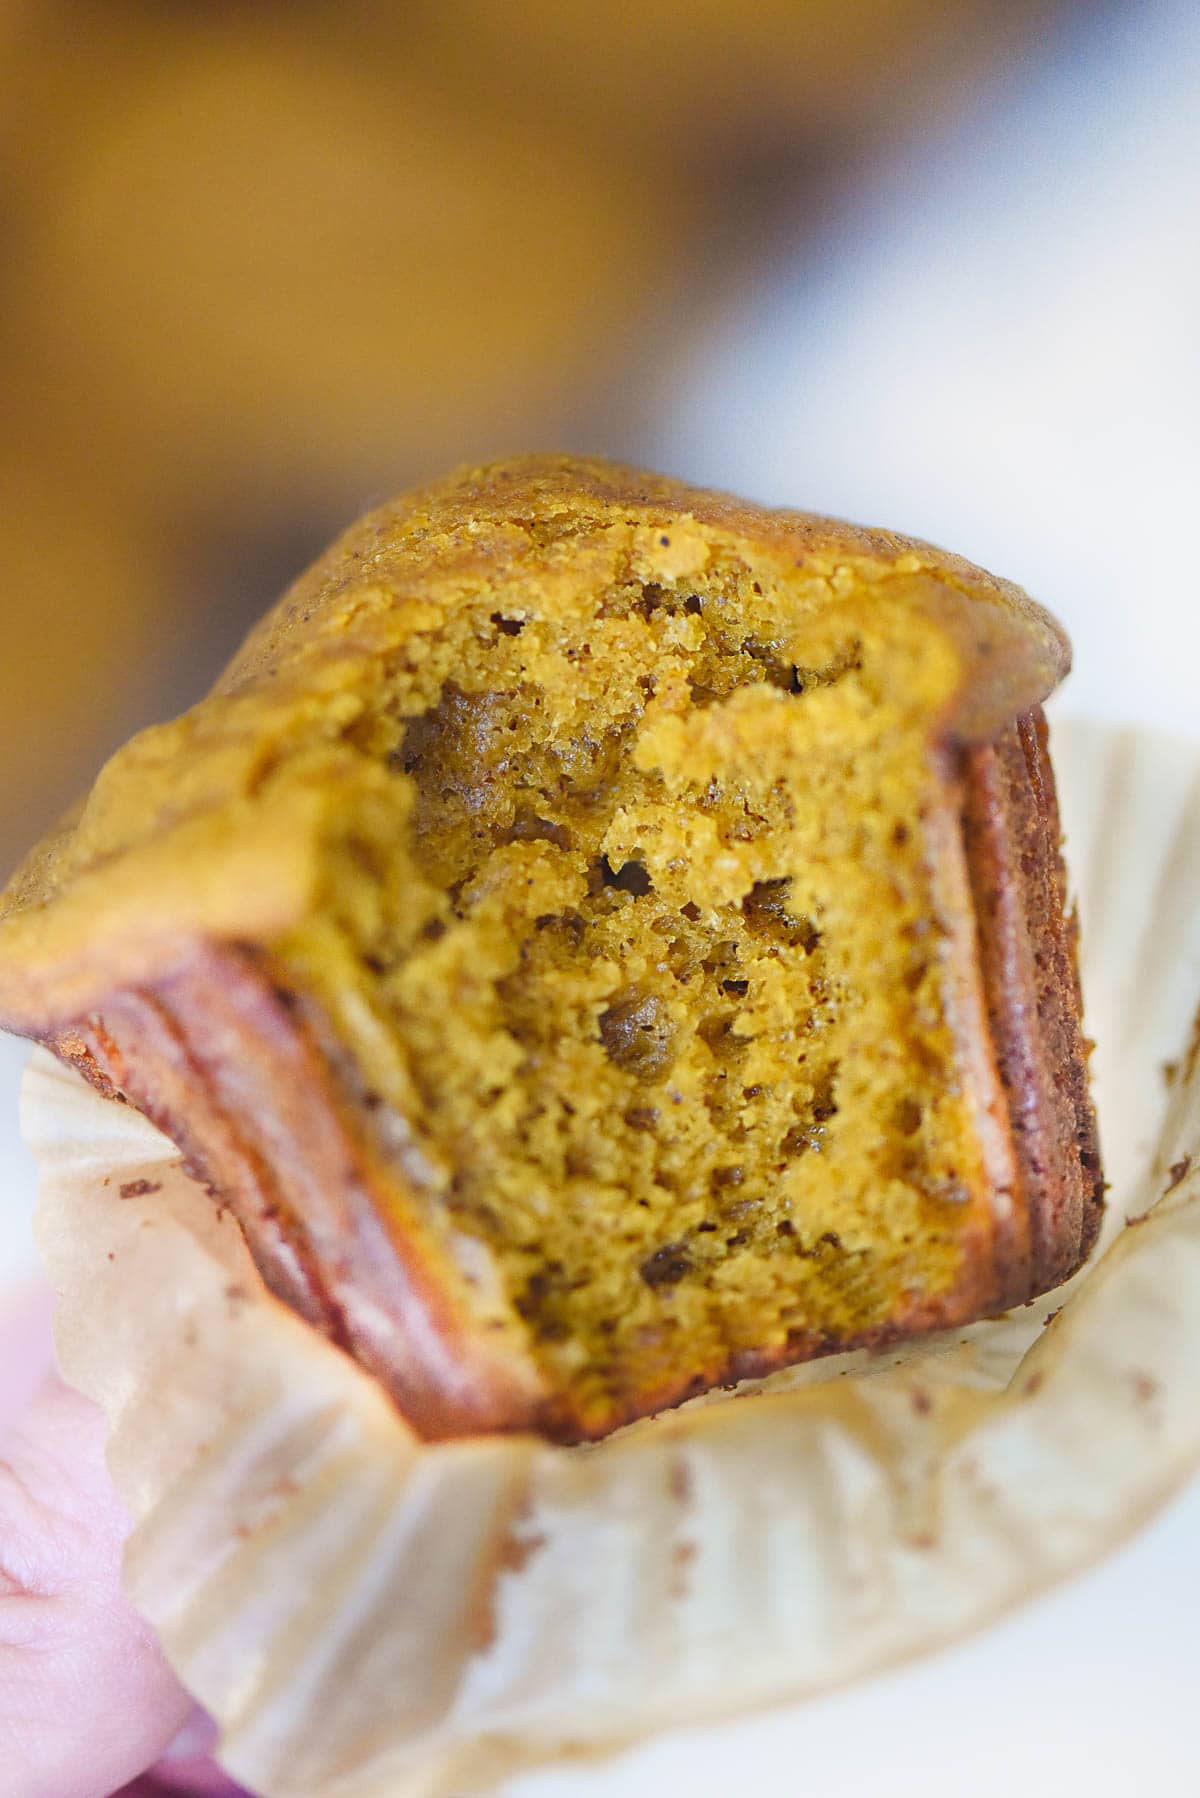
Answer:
[0,455,1102,1441]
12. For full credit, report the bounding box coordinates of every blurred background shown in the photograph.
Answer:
[1,5,1198,1792]
[6,0,1187,877]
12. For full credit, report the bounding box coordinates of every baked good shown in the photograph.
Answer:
[0,455,1102,1441]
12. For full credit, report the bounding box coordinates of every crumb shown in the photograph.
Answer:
[670,1538,698,1598]
[669,1458,693,1504]
[119,1177,162,1199]
[1166,1155,1192,1193]
[497,1529,547,1576]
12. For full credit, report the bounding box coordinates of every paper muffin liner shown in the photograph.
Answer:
[22,716,1200,1798]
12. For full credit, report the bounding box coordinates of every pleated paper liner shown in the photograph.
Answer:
[23,716,1200,1798]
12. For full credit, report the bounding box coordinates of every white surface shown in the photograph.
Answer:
[514,1481,1200,1797]
[0,1,1197,1792]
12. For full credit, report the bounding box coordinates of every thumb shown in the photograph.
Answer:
[0,1302,197,1797]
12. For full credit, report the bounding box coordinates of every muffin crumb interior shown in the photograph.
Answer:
[270,541,993,1431]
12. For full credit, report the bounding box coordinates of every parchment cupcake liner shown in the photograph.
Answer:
[22,716,1200,1798]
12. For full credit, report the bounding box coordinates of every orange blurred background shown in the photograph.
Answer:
[0,0,1073,873]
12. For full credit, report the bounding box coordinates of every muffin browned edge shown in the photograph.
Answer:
[962,707,1104,1307]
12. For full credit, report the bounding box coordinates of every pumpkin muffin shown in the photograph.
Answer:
[0,456,1102,1440]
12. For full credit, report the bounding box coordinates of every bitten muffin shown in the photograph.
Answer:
[0,456,1102,1441]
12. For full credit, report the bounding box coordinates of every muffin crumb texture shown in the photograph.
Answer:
[0,456,1099,1439]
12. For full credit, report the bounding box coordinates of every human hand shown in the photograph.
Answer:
[0,1280,246,1797]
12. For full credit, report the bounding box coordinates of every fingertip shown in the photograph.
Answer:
[154,1708,247,1788]
[0,1370,197,1794]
